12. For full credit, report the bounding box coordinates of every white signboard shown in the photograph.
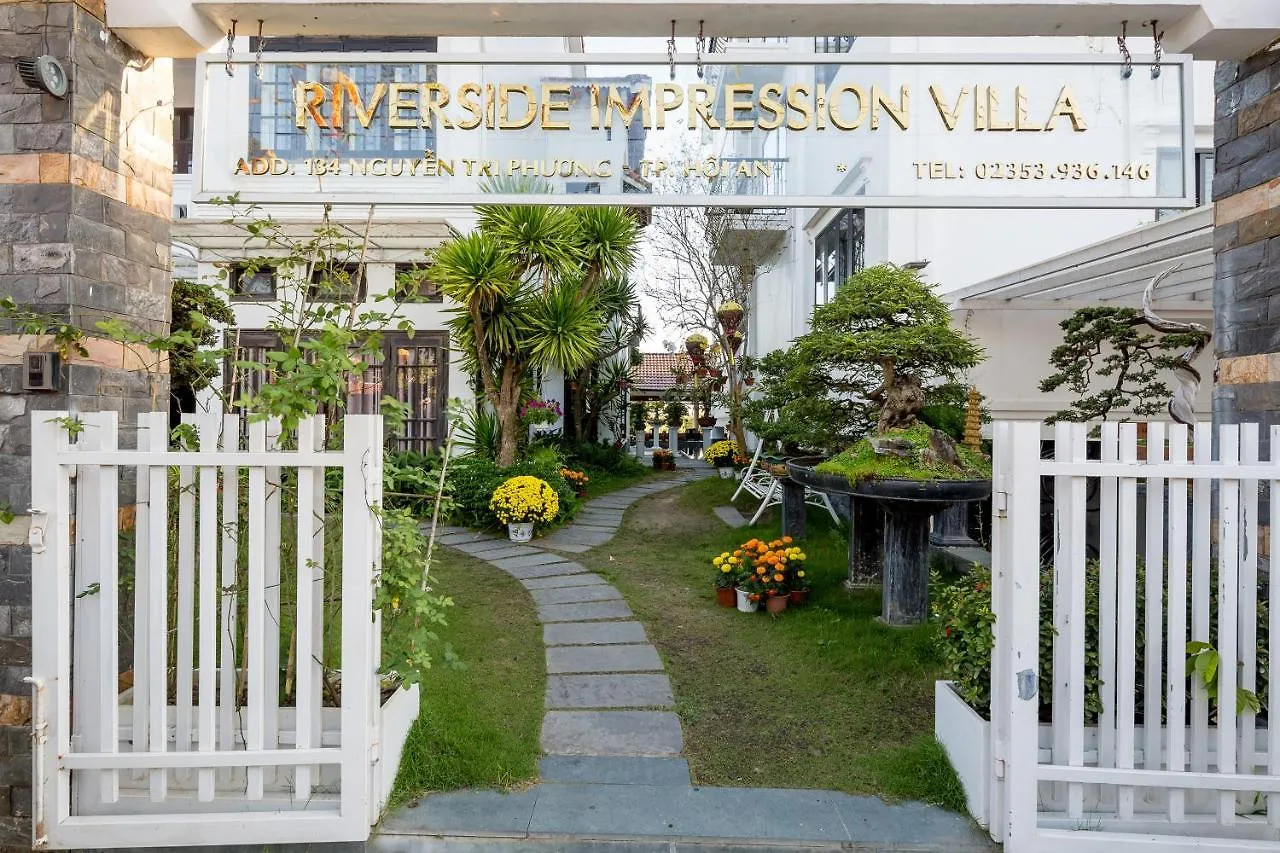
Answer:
[194,51,1194,209]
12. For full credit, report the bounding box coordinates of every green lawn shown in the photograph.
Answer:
[388,546,545,806]
[594,476,965,811]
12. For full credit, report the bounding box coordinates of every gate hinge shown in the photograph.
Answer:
[993,757,1006,780]
[994,491,1008,518]
[28,509,47,554]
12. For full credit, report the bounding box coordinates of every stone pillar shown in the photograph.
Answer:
[0,2,172,843]
[1212,51,1280,443]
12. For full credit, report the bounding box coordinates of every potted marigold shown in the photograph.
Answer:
[735,570,764,613]
[561,467,589,498]
[489,475,560,542]
[705,439,740,478]
[711,550,739,607]
[652,448,675,470]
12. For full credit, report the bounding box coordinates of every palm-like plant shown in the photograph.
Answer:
[434,195,640,466]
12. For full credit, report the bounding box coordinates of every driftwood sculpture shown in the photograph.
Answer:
[1136,265,1211,426]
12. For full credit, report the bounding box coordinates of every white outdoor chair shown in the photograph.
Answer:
[733,414,842,526]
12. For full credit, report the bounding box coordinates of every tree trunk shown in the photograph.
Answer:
[497,399,520,467]
[877,374,925,433]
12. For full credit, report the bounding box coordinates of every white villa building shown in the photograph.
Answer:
[172,36,651,450]
[725,36,1218,425]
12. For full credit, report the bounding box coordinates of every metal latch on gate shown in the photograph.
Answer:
[28,509,47,554]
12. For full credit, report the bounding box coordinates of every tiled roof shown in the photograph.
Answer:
[631,352,683,393]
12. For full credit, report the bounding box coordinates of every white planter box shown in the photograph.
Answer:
[934,680,993,832]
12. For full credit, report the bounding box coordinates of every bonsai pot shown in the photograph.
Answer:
[735,587,758,613]
[787,457,991,627]
[716,586,736,607]
[508,522,534,543]
[789,588,809,605]
[765,593,789,614]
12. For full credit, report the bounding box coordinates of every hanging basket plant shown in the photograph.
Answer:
[726,330,744,354]
[685,333,709,365]
[716,301,745,332]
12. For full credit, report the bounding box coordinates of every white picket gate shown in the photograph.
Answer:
[28,410,388,849]
[991,420,1280,851]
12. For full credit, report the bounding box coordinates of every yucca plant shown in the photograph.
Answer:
[434,184,640,466]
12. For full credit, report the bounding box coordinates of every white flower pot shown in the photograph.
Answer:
[718,466,735,479]
[508,522,534,542]
[735,586,758,613]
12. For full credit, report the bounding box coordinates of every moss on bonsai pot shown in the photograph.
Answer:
[815,424,991,485]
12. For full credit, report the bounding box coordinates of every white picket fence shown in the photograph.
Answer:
[28,410,398,849]
[991,420,1280,851]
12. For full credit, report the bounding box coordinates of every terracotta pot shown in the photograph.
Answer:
[652,458,666,470]
[765,593,789,614]
[575,487,588,499]
[715,586,736,607]
[664,460,677,471]
[789,588,809,606]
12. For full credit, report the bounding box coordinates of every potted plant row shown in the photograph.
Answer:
[489,475,560,541]
[711,536,810,614]
[652,448,676,470]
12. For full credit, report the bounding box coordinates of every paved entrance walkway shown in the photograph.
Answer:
[385,470,992,852]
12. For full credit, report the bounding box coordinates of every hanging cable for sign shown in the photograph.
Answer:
[696,21,705,80]
[255,20,267,80]
[226,19,237,77]
[1117,21,1133,80]
[668,21,677,81]
[1147,20,1164,79]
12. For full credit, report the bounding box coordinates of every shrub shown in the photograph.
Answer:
[558,438,646,477]
[384,450,445,518]
[934,562,1269,724]
[705,439,740,466]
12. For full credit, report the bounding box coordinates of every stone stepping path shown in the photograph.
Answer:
[430,469,711,775]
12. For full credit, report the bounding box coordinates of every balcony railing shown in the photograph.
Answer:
[713,156,787,198]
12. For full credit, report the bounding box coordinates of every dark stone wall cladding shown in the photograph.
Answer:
[1213,49,1280,443]
[0,2,172,848]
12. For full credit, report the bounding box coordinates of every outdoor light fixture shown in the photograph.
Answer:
[17,55,69,98]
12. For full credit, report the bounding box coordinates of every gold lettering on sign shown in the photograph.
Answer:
[828,84,867,130]
[456,83,483,130]
[498,84,537,130]
[929,85,968,131]
[541,83,571,130]
[1045,86,1087,131]
[655,84,684,128]
[603,85,650,130]
[285,78,1102,134]
[871,85,909,131]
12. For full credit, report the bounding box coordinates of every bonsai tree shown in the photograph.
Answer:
[1039,305,1210,423]
[795,265,983,435]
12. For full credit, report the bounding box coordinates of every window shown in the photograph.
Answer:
[230,264,276,300]
[247,36,439,162]
[813,208,865,305]
[173,107,194,175]
[394,263,441,302]
[566,181,602,194]
[1156,149,1214,219]
[309,263,366,302]
[814,37,855,87]
[227,329,449,452]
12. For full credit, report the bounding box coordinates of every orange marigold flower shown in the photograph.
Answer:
[782,536,793,544]
[756,566,766,575]
[773,573,784,582]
